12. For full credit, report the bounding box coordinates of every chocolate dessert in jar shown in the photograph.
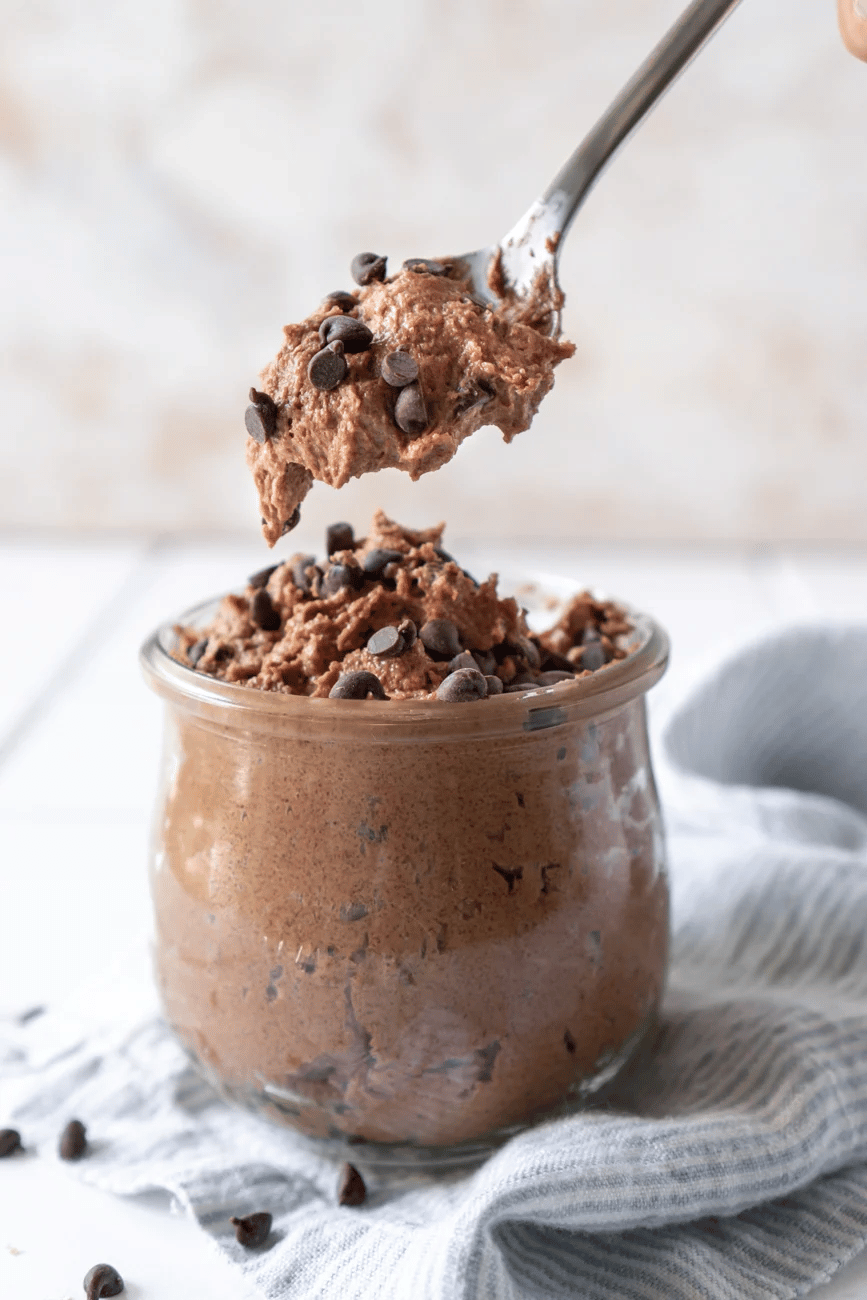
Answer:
[140,517,669,1168]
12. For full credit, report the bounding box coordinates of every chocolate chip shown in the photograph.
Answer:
[540,648,574,674]
[337,1162,367,1206]
[398,618,417,648]
[187,638,208,667]
[504,680,540,693]
[326,522,355,555]
[323,290,357,312]
[513,636,542,670]
[362,547,403,578]
[436,668,488,702]
[83,1263,124,1298]
[248,564,279,590]
[319,316,374,353]
[367,625,405,658]
[394,382,428,435]
[419,619,461,660]
[308,343,348,391]
[321,563,355,596]
[245,388,278,443]
[251,588,281,631]
[0,1128,22,1157]
[581,642,606,672]
[582,626,601,644]
[403,258,447,275]
[59,1119,87,1161]
[537,670,574,685]
[473,650,497,676]
[381,350,419,388]
[485,674,504,695]
[447,650,477,673]
[281,506,302,535]
[291,554,317,591]
[329,671,387,700]
[230,1211,272,1249]
[350,252,387,285]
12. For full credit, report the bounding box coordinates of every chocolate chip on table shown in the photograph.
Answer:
[362,547,403,579]
[580,642,606,672]
[403,258,447,275]
[329,671,387,700]
[367,625,405,658]
[394,382,428,435]
[248,564,279,590]
[485,674,504,695]
[308,342,348,391]
[59,1119,87,1161]
[322,290,357,312]
[350,252,387,285]
[337,1162,367,1207]
[83,1263,124,1298]
[419,619,461,660]
[380,350,419,388]
[326,521,355,555]
[436,668,488,702]
[230,1211,273,1248]
[187,638,208,668]
[251,588,281,632]
[244,388,278,444]
[319,316,374,353]
[0,1128,22,1157]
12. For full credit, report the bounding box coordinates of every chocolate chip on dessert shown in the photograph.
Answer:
[321,563,355,596]
[291,554,317,592]
[362,547,403,578]
[0,1128,22,1157]
[350,252,387,285]
[537,670,574,686]
[244,388,278,444]
[403,258,447,276]
[540,648,574,674]
[419,618,461,660]
[326,522,355,555]
[248,564,279,590]
[436,668,488,702]
[398,618,417,649]
[580,642,606,672]
[281,507,302,535]
[485,674,504,695]
[322,290,357,312]
[513,636,542,670]
[329,671,387,700]
[187,638,208,667]
[230,1211,272,1248]
[504,680,540,693]
[83,1263,124,1299]
[367,625,405,658]
[473,649,497,676]
[319,316,374,353]
[447,650,477,673]
[59,1119,87,1161]
[394,382,428,435]
[337,1162,367,1206]
[251,588,281,632]
[308,342,348,391]
[381,349,419,388]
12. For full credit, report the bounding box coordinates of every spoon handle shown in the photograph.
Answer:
[542,0,744,238]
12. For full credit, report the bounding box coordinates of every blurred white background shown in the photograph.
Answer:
[0,0,865,544]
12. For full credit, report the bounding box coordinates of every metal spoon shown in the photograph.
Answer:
[452,0,744,335]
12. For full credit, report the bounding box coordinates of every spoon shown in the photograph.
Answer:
[453,0,744,335]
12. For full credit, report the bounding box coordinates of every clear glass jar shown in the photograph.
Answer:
[141,596,669,1169]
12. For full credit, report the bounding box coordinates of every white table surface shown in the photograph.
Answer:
[2,534,867,1300]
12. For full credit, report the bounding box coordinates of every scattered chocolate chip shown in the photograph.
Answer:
[537,670,574,686]
[513,636,542,670]
[581,642,606,672]
[362,547,403,578]
[540,649,574,674]
[434,546,455,563]
[291,554,317,592]
[251,588,281,632]
[323,290,357,312]
[367,625,405,658]
[403,258,447,275]
[187,638,208,667]
[329,671,387,700]
[453,377,495,417]
[447,650,477,673]
[230,1211,272,1249]
[321,563,355,596]
[436,668,488,702]
[326,522,355,555]
[484,674,504,695]
[337,1162,367,1206]
[319,316,374,353]
[419,619,461,660]
[83,1263,124,1298]
[397,618,417,649]
[308,343,348,391]
[248,564,279,590]
[245,388,278,444]
[0,1128,22,1157]
[281,506,302,535]
[473,650,497,676]
[59,1119,87,1161]
[381,561,402,583]
[350,252,387,285]
[394,382,428,435]
[381,350,419,388]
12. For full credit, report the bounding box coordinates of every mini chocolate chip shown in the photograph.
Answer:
[447,650,477,673]
[230,1211,272,1248]
[244,388,278,443]
[251,588,281,631]
[281,506,302,535]
[434,546,455,563]
[436,668,488,702]
[187,638,208,667]
[308,344,348,391]
[537,670,574,685]
[403,258,447,275]
[362,547,403,578]
[323,290,357,312]
[337,1162,367,1206]
[394,382,428,435]
[581,642,606,672]
[504,680,540,693]
[351,252,387,285]
[326,522,355,555]
[248,564,279,590]
[319,316,374,353]
[83,1263,124,1298]
[485,674,504,695]
[540,649,575,674]
[381,350,419,388]
[329,671,387,700]
[59,1119,87,1161]
[419,619,461,660]
[321,563,354,596]
[510,671,540,687]
[397,618,417,648]
[367,625,404,658]
[0,1128,22,1157]
[291,554,317,591]
[514,636,542,670]
[473,650,497,676]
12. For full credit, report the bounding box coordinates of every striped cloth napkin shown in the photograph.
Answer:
[3,623,867,1299]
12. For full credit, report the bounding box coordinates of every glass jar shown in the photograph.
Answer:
[141,596,668,1168]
